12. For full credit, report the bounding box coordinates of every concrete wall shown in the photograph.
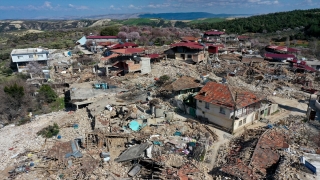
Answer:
[234,112,255,132]
[192,53,205,63]
[17,60,49,73]
[196,100,233,129]
[140,57,151,74]
[175,52,204,62]
[269,104,279,114]
[126,61,141,72]
[196,100,256,132]
[12,53,49,63]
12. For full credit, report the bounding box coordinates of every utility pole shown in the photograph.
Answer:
[232,92,237,134]
[306,93,312,117]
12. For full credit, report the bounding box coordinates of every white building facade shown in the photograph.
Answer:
[11,48,50,73]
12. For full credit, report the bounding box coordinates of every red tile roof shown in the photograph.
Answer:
[194,82,260,109]
[266,45,299,52]
[86,36,118,39]
[181,36,199,42]
[101,54,119,61]
[204,30,225,35]
[293,64,316,72]
[205,43,225,48]
[111,48,145,55]
[111,42,138,49]
[171,41,204,49]
[250,129,288,175]
[98,42,112,46]
[146,54,160,59]
[237,35,249,40]
[264,53,296,59]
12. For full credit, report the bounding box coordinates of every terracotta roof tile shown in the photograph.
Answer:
[204,30,225,35]
[111,48,145,55]
[194,82,260,109]
[170,41,204,49]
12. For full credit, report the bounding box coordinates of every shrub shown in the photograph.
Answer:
[38,85,57,103]
[157,75,170,86]
[37,123,59,138]
[17,117,31,126]
[4,83,24,100]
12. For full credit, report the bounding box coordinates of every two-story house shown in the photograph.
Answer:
[164,41,206,63]
[194,82,264,133]
[203,30,225,43]
[11,48,50,73]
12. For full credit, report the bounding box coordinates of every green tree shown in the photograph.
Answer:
[100,26,119,36]
[37,123,59,138]
[157,75,170,86]
[4,83,24,100]
[38,85,57,103]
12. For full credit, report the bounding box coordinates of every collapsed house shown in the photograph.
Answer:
[100,48,151,76]
[203,30,225,43]
[160,76,203,117]
[218,128,289,179]
[164,41,206,63]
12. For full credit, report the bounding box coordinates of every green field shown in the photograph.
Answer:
[188,18,226,24]
[122,18,158,25]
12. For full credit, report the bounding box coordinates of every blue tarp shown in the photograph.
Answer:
[267,124,273,129]
[65,140,83,158]
[305,160,317,174]
[174,131,182,136]
[129,121,140,131]
[77,36,87,46]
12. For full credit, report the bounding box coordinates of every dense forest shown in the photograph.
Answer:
[190,9,320,38]
[139,12,248,20]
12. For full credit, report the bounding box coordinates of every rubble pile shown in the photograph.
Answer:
[4,97,218,179]
[3,39,320,180]
[212,114,320,179]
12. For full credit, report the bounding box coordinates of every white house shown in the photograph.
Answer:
[195,82,277,133]
[11,48,50,73]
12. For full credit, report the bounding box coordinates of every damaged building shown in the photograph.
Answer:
[164,41,206,63]
[194,82,278,132]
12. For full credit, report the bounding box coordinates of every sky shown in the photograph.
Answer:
[0,0,319,19]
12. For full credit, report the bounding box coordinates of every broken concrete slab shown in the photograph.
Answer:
[114,143,151,162]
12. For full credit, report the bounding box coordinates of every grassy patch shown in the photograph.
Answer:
[50,97,65,112]
[199,150,206,162]
[271,110,280,115]
[188,18,226,24]
[302,118,308,123]
[122,18,157,25]
[37,123,59,138]
[17,117,31,126]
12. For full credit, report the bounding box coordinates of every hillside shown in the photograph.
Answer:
[190,8,320,37]
[0,20,97,32]
[139,12,249,20]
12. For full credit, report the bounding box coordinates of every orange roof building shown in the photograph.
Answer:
[194,82,268,132]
